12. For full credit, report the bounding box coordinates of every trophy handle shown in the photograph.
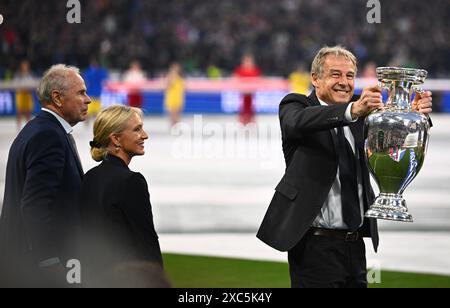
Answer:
[376,81,389,111]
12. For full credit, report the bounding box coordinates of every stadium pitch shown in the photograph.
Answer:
[164,253,450,288]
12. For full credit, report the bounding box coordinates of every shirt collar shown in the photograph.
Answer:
[41,108,73,134]
[317,97,329,107]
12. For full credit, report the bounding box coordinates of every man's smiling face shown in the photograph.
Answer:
[312,55,356,105]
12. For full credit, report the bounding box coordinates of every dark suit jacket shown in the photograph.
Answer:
[79,155,162,287]
[0,111,83,286]
[257,91,379,252]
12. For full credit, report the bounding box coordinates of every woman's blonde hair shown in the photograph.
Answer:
[90,105,143,162]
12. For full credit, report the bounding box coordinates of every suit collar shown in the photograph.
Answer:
[104,154,129,168]
[310,90,335,107]
[40,108,73,134]
[37,111,84,177]
[308,90,321,107]
[308,90,360,107]
[67,135,84,178]
[36,110,68,136]
[349,118,365,146]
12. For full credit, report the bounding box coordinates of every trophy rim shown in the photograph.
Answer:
[376,66,428,85]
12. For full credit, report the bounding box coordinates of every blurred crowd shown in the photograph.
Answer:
[0,0,449,78]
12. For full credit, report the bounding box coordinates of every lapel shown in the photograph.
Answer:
[38,111,84,178]
[308,91,340,159]
[349,118,367,170]
[350,118,379,250]
[307,90,321,107]
[350,118,373,210]
[66,135,84,178]
[37,110,62,126]
[349,120,364,150]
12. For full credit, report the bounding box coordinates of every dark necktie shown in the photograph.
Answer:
[337,127,361,231]
[68,133,82,168]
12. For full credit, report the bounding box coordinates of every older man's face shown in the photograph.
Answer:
[60,72,91,126]
[312,55,356,105]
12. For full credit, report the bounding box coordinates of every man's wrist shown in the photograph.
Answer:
[346,102,359,122]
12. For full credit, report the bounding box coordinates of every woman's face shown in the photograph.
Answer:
[118,113,148,157]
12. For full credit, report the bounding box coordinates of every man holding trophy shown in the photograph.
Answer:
[257,46,433,288]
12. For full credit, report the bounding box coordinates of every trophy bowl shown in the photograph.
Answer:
[364,67,430,222]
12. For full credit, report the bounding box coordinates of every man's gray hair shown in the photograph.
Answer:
[37,64,80,105]
[311,46,357,78]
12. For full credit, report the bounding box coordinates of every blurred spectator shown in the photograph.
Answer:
[0,1,448,77]
[123,60,146,109]
[164,63,185,127]
[207,64,222,79]
[2,66,15,81]
[13,60,35,130]
[83,57,109,123]
[123,60,147,83]
[362,62,378,79]
[289,63,311,95]
[233,54,262,125]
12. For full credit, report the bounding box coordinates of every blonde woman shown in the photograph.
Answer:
[79,105,168,287]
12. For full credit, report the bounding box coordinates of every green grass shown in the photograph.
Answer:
[164,253,289,288]
[163,253,450,288]
[370,271,450,288]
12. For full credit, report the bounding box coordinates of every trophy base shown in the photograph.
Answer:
[365,193,413,222]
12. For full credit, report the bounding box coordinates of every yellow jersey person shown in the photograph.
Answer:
[14,60,35,130]
[164,63,185,127]
[288,63,311,95]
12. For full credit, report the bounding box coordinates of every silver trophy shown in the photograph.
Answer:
[364,67,430,222]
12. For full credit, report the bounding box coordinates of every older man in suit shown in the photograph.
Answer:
[257,46,433,288]
[0,64,91,287]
